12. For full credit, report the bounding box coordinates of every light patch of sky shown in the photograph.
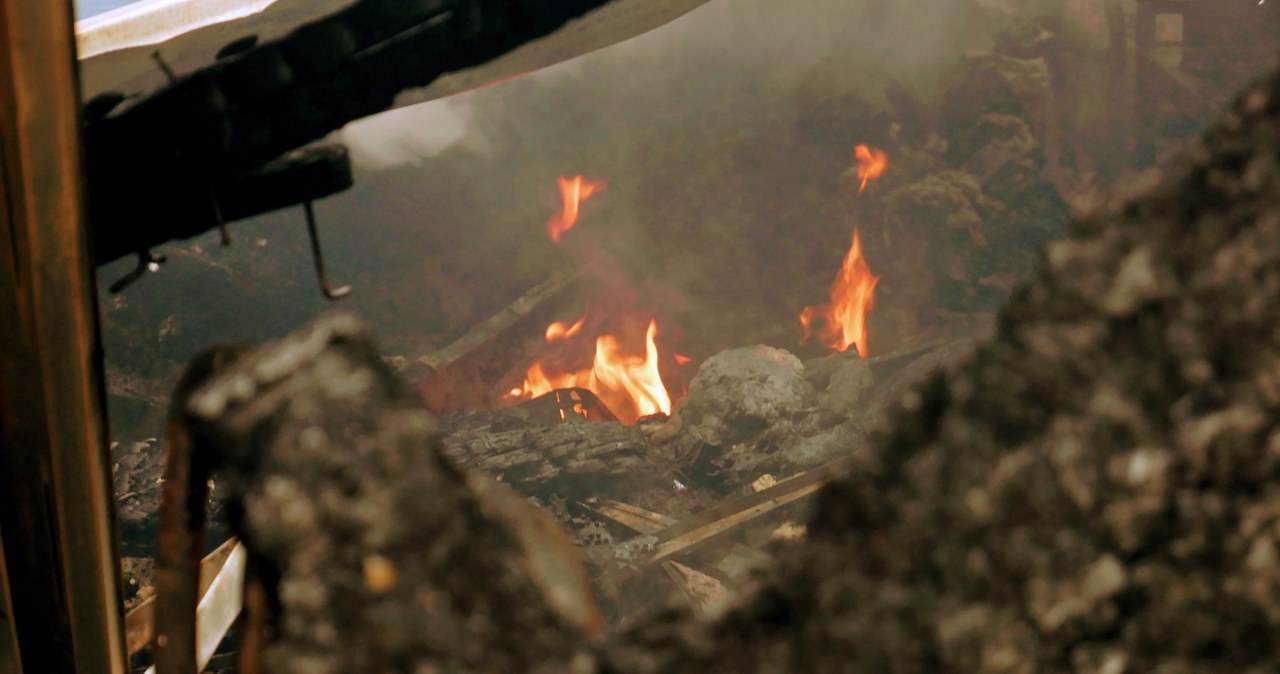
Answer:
[75,0,141,20]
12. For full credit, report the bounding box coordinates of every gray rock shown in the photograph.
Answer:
[674,346,814,446]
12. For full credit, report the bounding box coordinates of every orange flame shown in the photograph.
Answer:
[853,144,888,194]
[590,320,671,420]
[545,316,586,341]
[800,228,879,358]
[508,318,677,423]
[547,175,607,244]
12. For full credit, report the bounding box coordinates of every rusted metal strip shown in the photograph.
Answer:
[122,536,240,658]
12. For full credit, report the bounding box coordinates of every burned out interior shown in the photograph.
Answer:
[4,0,1280,672]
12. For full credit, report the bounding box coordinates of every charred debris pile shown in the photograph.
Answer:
[162,54,1280,672]
[108,11,1092,613]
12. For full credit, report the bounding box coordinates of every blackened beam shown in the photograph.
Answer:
[84,0,619,265]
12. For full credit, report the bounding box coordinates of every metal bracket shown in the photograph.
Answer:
[108,249,166,294]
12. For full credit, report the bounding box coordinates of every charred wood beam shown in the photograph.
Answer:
[85,0,616,265]
[441,403,651,491]
[414,268,584,412]
[0,0,126,671]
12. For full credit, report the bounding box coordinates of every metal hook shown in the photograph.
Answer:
[303,201,351,300]
[108,249,166,294]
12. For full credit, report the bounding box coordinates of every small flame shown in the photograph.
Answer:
[853,144,888,194]
[547,175,607,244]
[800,228,879,358]
[674,353,695,366]
[507,318,677,423]
[545,316,586,341]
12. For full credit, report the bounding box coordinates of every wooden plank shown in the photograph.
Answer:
[614,458,852,570]
[583,500,676,535]
[122,537,240,658]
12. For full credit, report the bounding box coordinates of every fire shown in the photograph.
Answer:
[800,228,879,358]
[590,320,672,420]
[508,318,676,423]
[547,175,607,243]
[545,316,585,341]
[853,144,888,194]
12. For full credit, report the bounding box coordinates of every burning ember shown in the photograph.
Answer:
[507,318,675,424]
[547,175,607,244]
[853,144,888,194]
[800,228,880,358]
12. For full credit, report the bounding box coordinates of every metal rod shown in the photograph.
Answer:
[152,345,245,674]
[302,201,351,300]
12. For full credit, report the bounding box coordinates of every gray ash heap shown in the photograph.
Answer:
[615,62,1280,672]
[181,59,1280,673]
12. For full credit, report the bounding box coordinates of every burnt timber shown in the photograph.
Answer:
[84,0,620,265]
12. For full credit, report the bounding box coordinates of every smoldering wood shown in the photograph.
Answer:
[441,406,651,490]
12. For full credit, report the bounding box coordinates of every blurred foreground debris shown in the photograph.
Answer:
[179,314,599,672]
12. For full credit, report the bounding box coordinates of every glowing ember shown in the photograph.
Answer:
[800,228,880,358]
[508,318,676,423]
[547,175,607,244]
[853,144,888,194]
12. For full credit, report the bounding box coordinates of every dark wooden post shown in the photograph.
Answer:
[0,0,128,671]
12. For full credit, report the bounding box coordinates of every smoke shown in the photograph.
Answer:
[340,98,490,172]
[311,0,1016,355]
[339,0,992,173]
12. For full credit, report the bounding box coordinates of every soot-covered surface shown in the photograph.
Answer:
[613,61,1280,673]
